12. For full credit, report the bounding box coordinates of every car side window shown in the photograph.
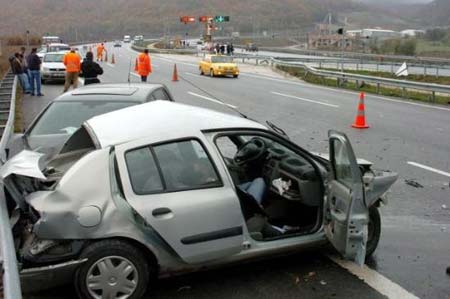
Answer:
[151,88,170,101]
[153,140,221,191]
[125,147,164,194]
[125,139,222,195]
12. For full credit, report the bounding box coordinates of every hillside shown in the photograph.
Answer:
[0,0,362,40]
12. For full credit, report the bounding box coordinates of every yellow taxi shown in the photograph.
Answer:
[199,55,239,78]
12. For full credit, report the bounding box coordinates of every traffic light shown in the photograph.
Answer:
[199,16,212,22]
[180,16,196,24]
[214,16,230,23]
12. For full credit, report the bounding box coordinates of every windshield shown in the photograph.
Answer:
[44,54,65,63]
[211,56,233,63]
[30,101,138,136]
[49,46,70,52]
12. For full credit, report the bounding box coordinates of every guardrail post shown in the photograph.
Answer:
[391,63,394,73]
[319,61,322,69]
[431,91,436,103]
[376,63,379,72]
[436,67,439,78]
[356,80,359,90]
[256,59,259,65]
[424,65,427,76]
[376,83,380,94]
[402,87,407,98]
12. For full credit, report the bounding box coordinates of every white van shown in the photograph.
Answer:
[123,35,131,43]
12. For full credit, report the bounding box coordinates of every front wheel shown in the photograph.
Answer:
[199,67,204,75]
[210,69,215,77]
[74,240,151,299]
[233,75,238,78]
[366,206,381,258]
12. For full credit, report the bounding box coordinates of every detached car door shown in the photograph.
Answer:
[115,137,245,264]
[325,130,368,265]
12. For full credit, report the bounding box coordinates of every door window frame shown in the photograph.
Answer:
[124,137,224,195]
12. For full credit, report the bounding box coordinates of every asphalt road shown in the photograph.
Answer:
[20,43,450,299]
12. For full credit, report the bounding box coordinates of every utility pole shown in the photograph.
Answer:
[26,30,30,48]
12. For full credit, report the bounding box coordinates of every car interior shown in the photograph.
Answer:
[215,133,324,241]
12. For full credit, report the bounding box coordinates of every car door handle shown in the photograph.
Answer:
[152,208,172,217]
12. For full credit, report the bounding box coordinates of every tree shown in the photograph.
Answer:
[425,28,447,42]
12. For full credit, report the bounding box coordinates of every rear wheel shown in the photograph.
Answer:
[366,206,381,258]
[233,75,238,78]
[74,240,151,299]
[199,67,204,75]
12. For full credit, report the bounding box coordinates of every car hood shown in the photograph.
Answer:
[213,63,237,68]
[42,62,65,69]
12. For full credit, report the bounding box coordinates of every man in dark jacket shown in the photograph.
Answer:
[79,52,103,85]
[26,48,44,96]
[11,53,31,94]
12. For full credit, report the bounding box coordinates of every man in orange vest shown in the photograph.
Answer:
[135,49,152,82]
[63,48,81,92]
[96,43,105,62]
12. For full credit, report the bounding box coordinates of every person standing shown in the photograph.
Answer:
[11,53,31,94]
[26,48,44,96]
[63,48,81,92]
[20,47,31,85]
[96,43,105,62]
[136,49,152,82]
[80,52,103,85]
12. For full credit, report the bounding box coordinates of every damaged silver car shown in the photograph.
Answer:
[2,101,398,299]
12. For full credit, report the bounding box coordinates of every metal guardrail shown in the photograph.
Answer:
[234,54,450,101]
[0,71,22,299]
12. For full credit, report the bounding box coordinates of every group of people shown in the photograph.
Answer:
[10,42,153,96]
[10,47,44,96]
[214,43,234,55]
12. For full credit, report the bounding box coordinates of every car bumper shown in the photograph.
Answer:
[20,259,87,293]
[216,70,239,76]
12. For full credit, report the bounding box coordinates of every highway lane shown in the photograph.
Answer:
[21,43,450,299]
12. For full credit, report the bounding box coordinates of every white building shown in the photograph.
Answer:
[361,29,401,40]
[401,29,426,37]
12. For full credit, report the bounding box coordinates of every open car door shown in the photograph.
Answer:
[325,130,368,265]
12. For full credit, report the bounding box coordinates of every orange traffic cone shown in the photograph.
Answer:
[134,58,138,72]
[111,54,115,64]
[172,64,179,82]
[352,92,370,129]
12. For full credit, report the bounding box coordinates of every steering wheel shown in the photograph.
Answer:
[234,137,267,165]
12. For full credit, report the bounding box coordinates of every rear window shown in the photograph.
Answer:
[30,101,137,136]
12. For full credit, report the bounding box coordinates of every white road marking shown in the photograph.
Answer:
[185,72,210,79]
[188,91,238,109]
[106,63,115,67]
[243,74,450,112]
[129,72,140,78]
[407,161,450,178]
[328,254,420,299]
[271,91,340,108]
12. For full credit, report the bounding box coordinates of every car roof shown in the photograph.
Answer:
[48,43,69,46]
[51,83,165,103]
[44,51,68,55]
[85,101,266,149]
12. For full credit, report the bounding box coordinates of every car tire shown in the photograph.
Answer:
[74,239,151,299]
[210,69,215,77]
[200,67,204,75]
[366,206,381,258]
[41,79,46,85]
[233,75,238,78]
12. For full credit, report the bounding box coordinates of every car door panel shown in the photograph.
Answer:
[115,136,245,264]
[325,130,368,265]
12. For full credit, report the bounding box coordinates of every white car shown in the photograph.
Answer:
[41,52,67,84]
[37,43,70,60]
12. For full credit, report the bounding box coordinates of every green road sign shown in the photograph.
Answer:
[214,16,230,23]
